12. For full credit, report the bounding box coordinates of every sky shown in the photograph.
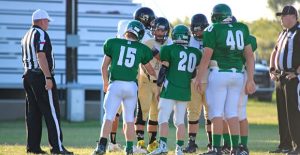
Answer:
[133,0,275,22]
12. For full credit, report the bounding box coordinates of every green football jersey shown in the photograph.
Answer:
[103,38,153,82]
[159,44,202,101]
[242,35,257,64]
[203,22,251,70]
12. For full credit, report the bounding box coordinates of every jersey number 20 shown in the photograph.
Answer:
[226,30,244,50]
[178,51,197,72]
[117,46,136,68]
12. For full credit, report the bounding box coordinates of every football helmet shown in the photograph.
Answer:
[211,3,232,23]
[151,17,170,43]
[133,7,155,29]
[171,24,191,45]
[126,20,145,42]
[190,13,209,40]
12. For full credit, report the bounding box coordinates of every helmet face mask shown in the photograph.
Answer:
[126,20,145,42]
[133,7,155,29]
[190,14,209,40]
[171,24,191,45]
[211,3,232,23]
[151,17,170,43]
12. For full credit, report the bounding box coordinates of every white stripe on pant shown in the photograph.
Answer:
[47,89,63,151]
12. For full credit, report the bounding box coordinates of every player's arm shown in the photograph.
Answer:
[156,61,169,87]
[244,44,256,95]
[101,55,111,92]
[151,47,160,60]
[195,47,213,93]
[144,62,156,79]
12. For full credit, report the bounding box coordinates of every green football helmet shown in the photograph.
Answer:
[211,3,232,23]
[171,24,191,45]
[126,20,145,42]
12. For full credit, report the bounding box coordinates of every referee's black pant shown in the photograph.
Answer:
[276,75,300,150]
[23,70,64,152]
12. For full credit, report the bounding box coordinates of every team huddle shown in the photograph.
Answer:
[93,3,257,155]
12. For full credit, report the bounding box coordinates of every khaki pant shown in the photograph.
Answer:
[137,75,159,122]
[187,80,209,122]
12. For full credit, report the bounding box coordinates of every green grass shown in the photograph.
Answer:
[0,98,279,155]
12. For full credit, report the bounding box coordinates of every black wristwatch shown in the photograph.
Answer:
[46,77,53,80]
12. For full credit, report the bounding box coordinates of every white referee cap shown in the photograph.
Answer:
[32,9,53,22]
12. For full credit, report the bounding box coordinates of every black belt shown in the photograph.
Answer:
[25,68,55,76]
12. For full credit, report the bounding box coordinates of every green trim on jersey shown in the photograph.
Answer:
[159,44,201,101]
[104,38,153,82]
[203,22,250,70]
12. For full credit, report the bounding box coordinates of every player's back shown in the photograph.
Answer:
[160,44,201,88]
[104,38,153,82]
[204,22,250,70]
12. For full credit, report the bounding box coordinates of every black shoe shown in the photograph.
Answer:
[183,141,198,153]
[199,147,222,155]
[269,148,292,154]
[221,144,231,155]
[207,144,212,152]
[239,144,249,155]
[92,143,106,155]
[286,149,300,155]
[50,147,73,155]
[27,149,47,154]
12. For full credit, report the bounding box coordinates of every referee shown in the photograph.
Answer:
[269,5,300,154]
[22,9,73,155]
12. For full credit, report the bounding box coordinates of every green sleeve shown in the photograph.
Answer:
[141,45,153,65]
[249,35,257,52]
[160,45,170,62]
[197,49,202,66]
[203,25,216,49]
[243,24,251,47]
[103,39,112,57]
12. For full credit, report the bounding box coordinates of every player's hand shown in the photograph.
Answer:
[45,79,53,90]
[194,78,204,94]
[103,82,108,93]
[245,79,256,95]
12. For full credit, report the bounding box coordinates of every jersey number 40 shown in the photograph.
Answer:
[226,30,244,50]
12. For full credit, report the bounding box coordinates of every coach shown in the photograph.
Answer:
[269,5,300,154]
[22,9,73,154]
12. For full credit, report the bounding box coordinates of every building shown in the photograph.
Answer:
[0,0,140,120]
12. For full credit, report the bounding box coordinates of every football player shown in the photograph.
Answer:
[137,17,173,153]
[195,3,256,155]
[183,13,212,153]
[132,7,157,152]
[148,25,202,155]
[92,20,156,155]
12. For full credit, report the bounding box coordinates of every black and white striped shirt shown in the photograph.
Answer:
[21,25,54,71]
[274,22,300,71]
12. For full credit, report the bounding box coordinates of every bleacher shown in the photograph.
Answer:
[0,0,140,90]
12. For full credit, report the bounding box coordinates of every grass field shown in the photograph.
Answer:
[0,98,279,155]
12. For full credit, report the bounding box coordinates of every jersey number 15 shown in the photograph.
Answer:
[117,46,136,68]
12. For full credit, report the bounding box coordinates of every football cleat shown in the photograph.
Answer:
[147,140,159,153]
[107,142,122,152]
[147,140,168,155]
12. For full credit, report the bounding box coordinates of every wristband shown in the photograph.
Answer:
[46,77,52,80]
